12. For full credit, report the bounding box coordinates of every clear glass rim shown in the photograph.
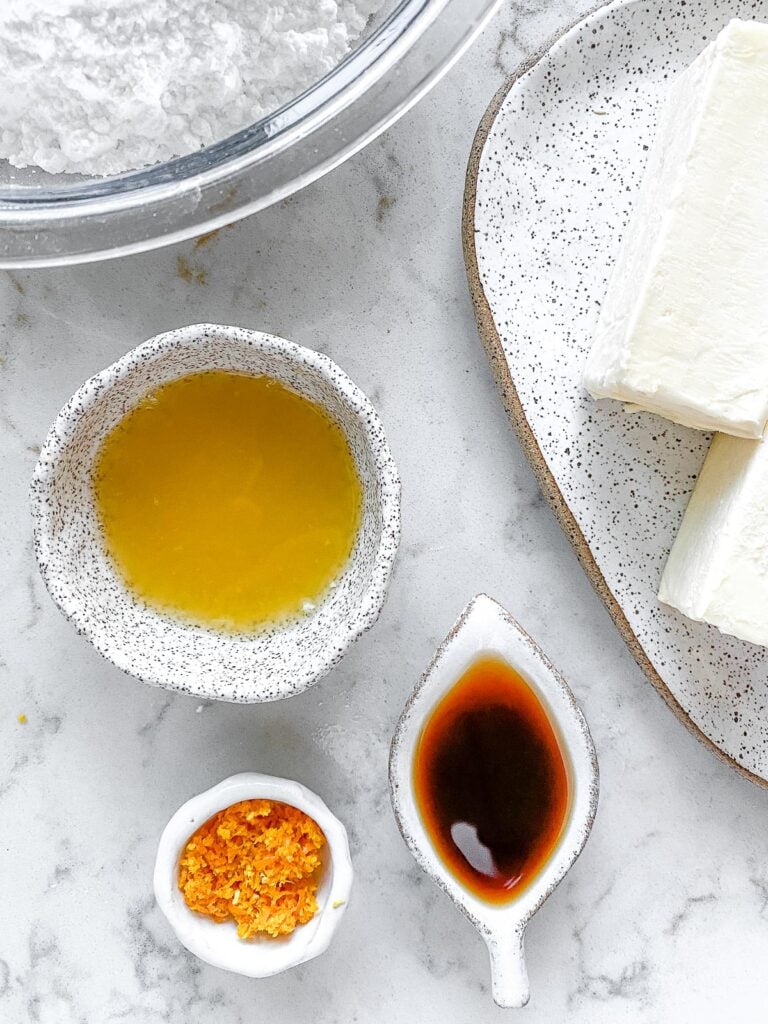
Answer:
[0,0,502,264]
[0,0,439,211]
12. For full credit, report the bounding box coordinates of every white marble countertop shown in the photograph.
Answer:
[2,2,768,1021]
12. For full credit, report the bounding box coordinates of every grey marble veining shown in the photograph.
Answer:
[1,2,767,1021]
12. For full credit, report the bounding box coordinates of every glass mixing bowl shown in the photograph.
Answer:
[0,0,501,267]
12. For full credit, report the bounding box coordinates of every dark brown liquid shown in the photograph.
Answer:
[413,656,570,903]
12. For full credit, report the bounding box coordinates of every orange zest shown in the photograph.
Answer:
[178,799,325,938]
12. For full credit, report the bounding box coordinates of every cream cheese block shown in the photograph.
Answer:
[584,19,768,439]
[659,431,768,646]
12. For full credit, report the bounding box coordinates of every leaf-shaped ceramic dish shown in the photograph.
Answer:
[463,0,768,786]
[389,594,598,1008]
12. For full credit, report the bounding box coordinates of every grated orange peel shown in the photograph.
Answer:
[178,798,325,939]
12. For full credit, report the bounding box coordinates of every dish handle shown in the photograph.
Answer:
[487,926,529,1008]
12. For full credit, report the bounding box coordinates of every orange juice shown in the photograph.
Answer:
[94,370,362,631]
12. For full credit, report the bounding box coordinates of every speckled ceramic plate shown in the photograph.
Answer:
[463,0,768,787]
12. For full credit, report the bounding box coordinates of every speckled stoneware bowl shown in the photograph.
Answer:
[31,324,400,702]
[154,772,353,977]
[389,595,598,1008]
[463,0,768,785]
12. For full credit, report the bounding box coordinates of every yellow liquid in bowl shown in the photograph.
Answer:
[94,370,363,631]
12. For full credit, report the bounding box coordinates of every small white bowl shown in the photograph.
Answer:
[389,594,599,1008]
[153,772,353,978]
[31,323,401,702]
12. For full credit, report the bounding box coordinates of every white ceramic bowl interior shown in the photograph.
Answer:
[31,324,401,702]
[154,772,353,978]
[389,594,599,1008]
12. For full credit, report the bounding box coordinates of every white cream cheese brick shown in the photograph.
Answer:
[659,431,768,647]
[584,19,768,439]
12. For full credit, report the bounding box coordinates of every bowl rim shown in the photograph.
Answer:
[153,772,354,977]
[30,323,401,702]
[0,0,503,266]
[0,0,438,209]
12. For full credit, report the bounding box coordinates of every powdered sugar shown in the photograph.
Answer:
[0,0,381,176]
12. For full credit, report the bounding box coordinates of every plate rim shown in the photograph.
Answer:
[461,0,767,790]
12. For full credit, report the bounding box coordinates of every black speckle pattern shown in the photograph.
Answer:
[30,324,401,703]
[473,0,768,780]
